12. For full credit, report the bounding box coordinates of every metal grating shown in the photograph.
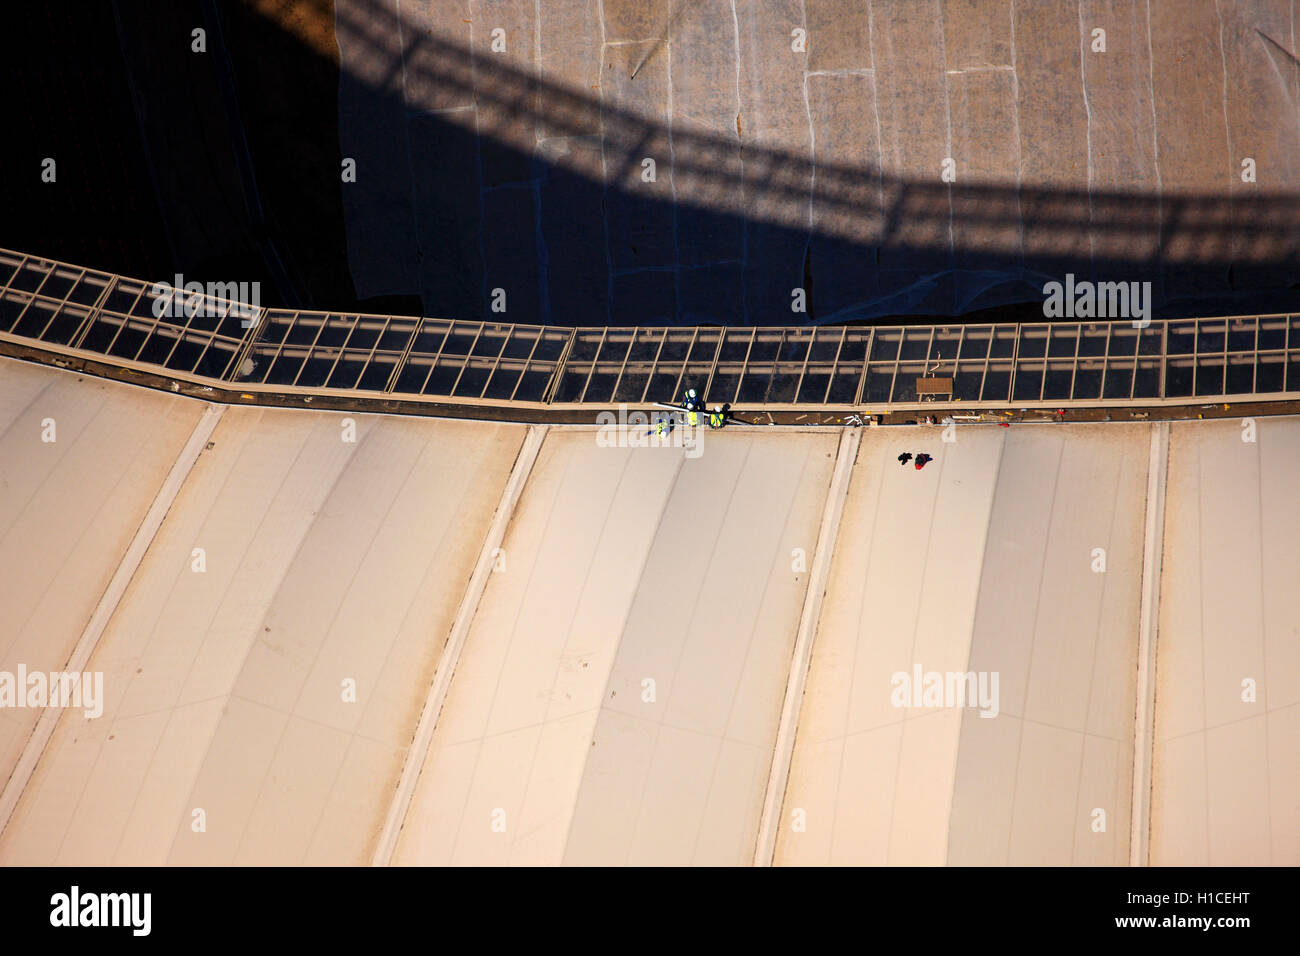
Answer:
[3,249,1299,407]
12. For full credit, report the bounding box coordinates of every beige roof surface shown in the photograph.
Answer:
[0,380,525,864]
[392,429,836,865]
[776,424,1149,865]
[0,357,1295,865]
[1151,417,1300,865]
[0,362,204,795]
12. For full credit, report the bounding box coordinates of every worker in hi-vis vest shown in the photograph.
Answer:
[682,387,701,427]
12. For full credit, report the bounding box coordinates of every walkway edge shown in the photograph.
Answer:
[754,427,861,865]
[371,424,548,866]
[0,402,225,839]
[1130,421,1169,866]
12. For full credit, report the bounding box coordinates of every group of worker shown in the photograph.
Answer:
[652,388,730,438]
[652,393,942,474]
[682,388,730,428]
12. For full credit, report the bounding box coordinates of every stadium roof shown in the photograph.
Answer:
[0,275,1295,863]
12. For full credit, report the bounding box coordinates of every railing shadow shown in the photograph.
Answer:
[5,0,1299,327]
[328,0,1300,325]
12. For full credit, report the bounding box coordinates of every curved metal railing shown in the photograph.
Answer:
[2,249,1299,411]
